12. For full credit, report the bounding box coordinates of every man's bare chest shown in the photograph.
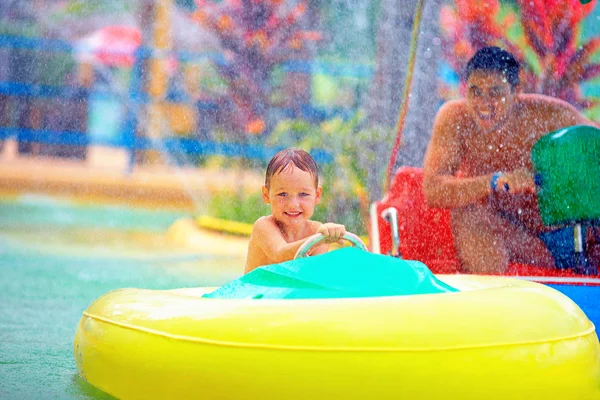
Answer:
[459,130,538,174]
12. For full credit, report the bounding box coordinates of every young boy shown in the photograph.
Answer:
[244,148,346,273]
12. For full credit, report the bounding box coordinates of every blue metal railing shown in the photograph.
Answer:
[0,35,73,52]
[0,81,88,99]
[0,34,372,168]
[0,127,333,164]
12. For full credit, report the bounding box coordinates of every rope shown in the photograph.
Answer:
[384,0,427,192]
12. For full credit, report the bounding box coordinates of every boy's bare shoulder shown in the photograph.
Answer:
[253,215,272,226]
[251,215,276,234]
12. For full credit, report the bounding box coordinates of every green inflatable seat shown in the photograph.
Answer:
[204,247,458,299]
[532,125,600,226]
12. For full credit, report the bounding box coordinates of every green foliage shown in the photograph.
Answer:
[0,21,38,37]
[207,191,266,225]
[312,73,366,107]
[196,61,229,96]
[36,52,76,86]
[586,100,600,120]
[62,0,131,16]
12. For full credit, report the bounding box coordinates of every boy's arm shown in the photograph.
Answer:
[245,220,346,273]
[247,217,319,268]
[422,102,493,208]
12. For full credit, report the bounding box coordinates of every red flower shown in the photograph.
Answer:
[440,0,600,110]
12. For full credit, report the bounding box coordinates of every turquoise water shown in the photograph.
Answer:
[0,196,244,399]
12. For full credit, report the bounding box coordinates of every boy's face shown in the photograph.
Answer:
[466,70,518,133]
[262,165,322,228]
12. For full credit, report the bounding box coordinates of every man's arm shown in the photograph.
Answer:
[491,95,597,195]
[422,102,493,208]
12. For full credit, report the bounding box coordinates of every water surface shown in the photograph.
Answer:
[0,196,243,399]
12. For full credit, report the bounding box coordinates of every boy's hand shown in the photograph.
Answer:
[317,223,346,244]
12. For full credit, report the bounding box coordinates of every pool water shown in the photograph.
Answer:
[547,283,600,329]
[1,196,597,399]
[0,196,245,400]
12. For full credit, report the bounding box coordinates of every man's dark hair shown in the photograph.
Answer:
[465,46,520,88]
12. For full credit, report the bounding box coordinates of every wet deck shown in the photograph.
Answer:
[0,141,263,211]
[0,142,258,257]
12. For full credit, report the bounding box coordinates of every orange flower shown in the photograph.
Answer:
[454,0,502,44]
[192,10,208,25]
[247,31,270,52]
[288,37,302,50]
[246,118,265,135]
[454,41,473,60]
[455,0,499,22]
[217,15,234,32]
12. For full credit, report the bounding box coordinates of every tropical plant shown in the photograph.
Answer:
[440,0,600,109]
[207,190,266,225]
[191,0,321,135]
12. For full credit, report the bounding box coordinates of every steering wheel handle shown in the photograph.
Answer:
[294,232,368,259]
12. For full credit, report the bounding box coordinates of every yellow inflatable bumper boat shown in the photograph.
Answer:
[74,244,600,400]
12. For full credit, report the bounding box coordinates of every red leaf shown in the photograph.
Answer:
[518,0,553,50]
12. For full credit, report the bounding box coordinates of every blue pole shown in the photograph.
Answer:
[123,48,145,174]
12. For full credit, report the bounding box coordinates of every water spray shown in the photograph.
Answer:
[384,0,426,192]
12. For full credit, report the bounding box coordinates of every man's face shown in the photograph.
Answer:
[465,70,518,133]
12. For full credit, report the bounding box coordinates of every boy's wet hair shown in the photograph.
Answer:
[465,46,520,88]
[265,148,319,189]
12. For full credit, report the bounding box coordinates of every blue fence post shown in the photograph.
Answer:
[123,47,144,174]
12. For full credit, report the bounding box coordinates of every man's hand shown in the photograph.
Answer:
[496,169,536,194]
[317,223,346,244]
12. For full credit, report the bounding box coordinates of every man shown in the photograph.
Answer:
[422,46,599,273]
